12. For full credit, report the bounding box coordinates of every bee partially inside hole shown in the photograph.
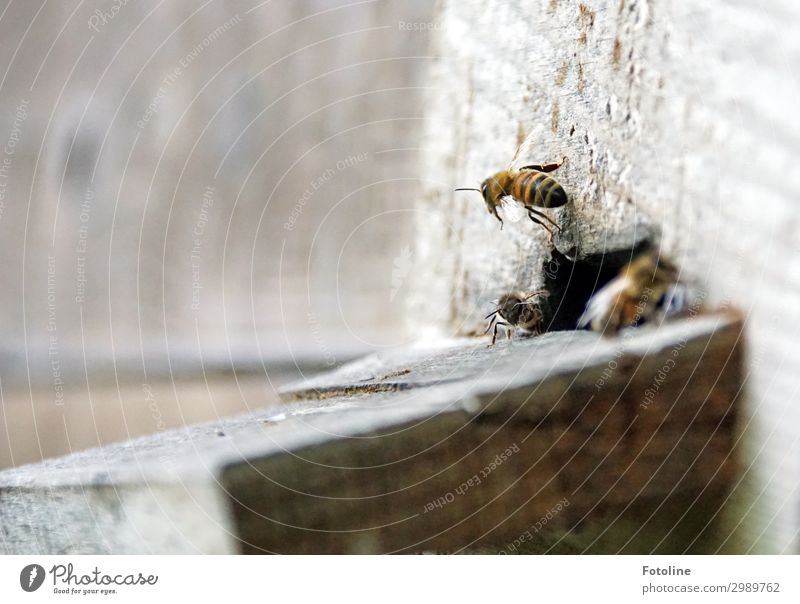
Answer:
[540,242,690,335]
[477,244,692,345]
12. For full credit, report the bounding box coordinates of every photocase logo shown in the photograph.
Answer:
[20,564,45,592]
[16,563,158,596]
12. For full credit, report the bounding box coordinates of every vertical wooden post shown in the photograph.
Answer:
[408,0,800,553]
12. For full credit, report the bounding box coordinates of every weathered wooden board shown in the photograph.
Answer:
[233,311,743,553]
[0,312,744,553]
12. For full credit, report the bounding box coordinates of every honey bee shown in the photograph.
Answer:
[484,290,549,345]
[455,157,568,240]
[577,252,687,335]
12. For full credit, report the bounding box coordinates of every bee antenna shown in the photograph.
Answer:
[454,188,481,192]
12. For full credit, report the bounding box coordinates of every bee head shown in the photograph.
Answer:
[480,174,509,206]
[455,172,511,226]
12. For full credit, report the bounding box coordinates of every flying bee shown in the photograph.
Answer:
[455,156,568,240]
[484,290,549,345]
[577,252,688,335]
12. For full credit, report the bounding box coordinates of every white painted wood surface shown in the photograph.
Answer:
[409,0,800,553]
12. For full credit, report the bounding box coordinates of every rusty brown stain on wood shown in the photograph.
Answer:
[551,100,560,133]
[579,3,595,28]
[282,382,413,402]
[576,4,594,49]
[516,121,526,147]
[379,368,412,380]
[555,61,569,85]
[612,37,623,66]
[548,0,558,12]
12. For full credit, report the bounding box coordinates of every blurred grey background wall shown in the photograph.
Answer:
[0,0,437,467]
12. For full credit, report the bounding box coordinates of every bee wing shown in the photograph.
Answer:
[507,136,536,170]
[577,275,631,329]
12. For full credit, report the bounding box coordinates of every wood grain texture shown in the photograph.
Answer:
[408,0,800,553]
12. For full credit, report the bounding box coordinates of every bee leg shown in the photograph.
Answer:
[528,207,561,231]
[520,156,566,173]
[527,211,557,242]
[491,206,504,229]
[491,321,510,346]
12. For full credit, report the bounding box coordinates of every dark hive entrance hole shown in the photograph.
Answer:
[540,241,652,331]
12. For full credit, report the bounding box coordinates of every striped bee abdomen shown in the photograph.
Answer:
[511,170,567,208]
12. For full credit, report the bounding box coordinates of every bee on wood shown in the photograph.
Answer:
[455,156,568,240]
[485,290,549,345]
[577,252,687,335]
